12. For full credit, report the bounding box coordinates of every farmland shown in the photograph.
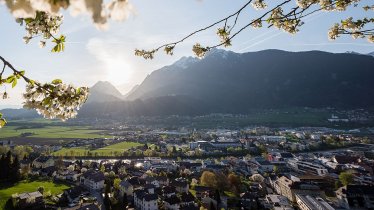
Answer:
[0,126,111,140]
[52,141,143,157]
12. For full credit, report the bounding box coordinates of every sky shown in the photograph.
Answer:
[0,0,373,108]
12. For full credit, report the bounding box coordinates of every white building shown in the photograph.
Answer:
[263,194,294,210]
[261,136,287,142]
[80,170,105,191]
[32,156,55,169]
[134,189,158,210]
[296,194,335,210]
[288,159,328,176]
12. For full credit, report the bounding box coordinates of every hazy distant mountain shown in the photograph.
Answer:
[0,108,38,119]
[126,49,374,112]
[123,84,139,99]
[86,81,123,103]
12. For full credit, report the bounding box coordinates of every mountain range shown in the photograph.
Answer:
[2,49,374,119]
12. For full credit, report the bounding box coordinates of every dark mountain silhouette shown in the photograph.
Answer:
[2,49,374,119]
[125,49,374,112]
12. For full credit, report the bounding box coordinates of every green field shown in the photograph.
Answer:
[0,126,111,139]
[53,141,143,157]
[0,180,70,210]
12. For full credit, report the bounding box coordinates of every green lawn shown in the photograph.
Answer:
[53,141,143,157]
[0,180,70,210]
[93,141,143,155]
[0,126,111,139]
[52,147,90,156]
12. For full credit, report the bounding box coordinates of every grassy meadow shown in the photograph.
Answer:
[0,180,70,210]
[0,126,110,139]
[53,141,143,157]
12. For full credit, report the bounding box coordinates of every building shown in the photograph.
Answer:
[0,140,14,147]
[80,170,105,191]
[134,189,158,210]
[262,194,294,210]
[210,140,242,148]
[172,178,189,193]
[288,159,328,176]
[119,180,134,197]
[336,185,374,210]
[296,194,335,210]
[261,135,286,142]
[12,191,43,209]
[164,195,181,210]
[32,156,55,169]
[273,176,325,202]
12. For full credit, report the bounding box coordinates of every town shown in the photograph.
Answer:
[0,125,373,210]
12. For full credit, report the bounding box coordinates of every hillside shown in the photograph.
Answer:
[126,49,374,113]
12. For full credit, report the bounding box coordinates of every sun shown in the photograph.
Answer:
[105,55,133,86]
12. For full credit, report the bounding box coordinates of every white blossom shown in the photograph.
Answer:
[328,23,340,40]
[368,35,374,43]
[252,0,267,10]
[23,81,89,121]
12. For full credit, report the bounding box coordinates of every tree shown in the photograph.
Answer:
[122,195,128,208]
[200,171,228,190]
[214,189,221,206]
[11,155,21,182]
[54,156,64,171]
[113,178,121,191]
[200,171,219,188]
[339,171,354,186]
[227,173,241,194]
[0,0,372,126]
[37,186,45,194]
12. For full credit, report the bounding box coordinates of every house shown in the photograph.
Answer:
[172,178,189,193]
[180,192,196,207]
[201,196,218,210]
[155,176,169,186]
[119,180,134,197]
[162,186,177,198]
[134,189,158,210]
[194,186,213,199]
[56,170,69,180]
[12,191,43,209]
[65,203,101,210]
[20,159,31,168]
[32,156,54,169]
[180,203,199,210]
[240,192,258,210]
[80,170,105,191]
[145,177,160,188]
[255,160,274,173]
[40,166,57,177]
[164,195,180,210]
[66,171,81,181]
[63,186,88,203]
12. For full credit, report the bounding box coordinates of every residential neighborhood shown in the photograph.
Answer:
[0,125,373,210]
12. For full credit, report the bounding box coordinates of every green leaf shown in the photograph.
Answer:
[12,78,17,88]
[52,79,63,84]
[6,75,14,83]
[0,118,7,128]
